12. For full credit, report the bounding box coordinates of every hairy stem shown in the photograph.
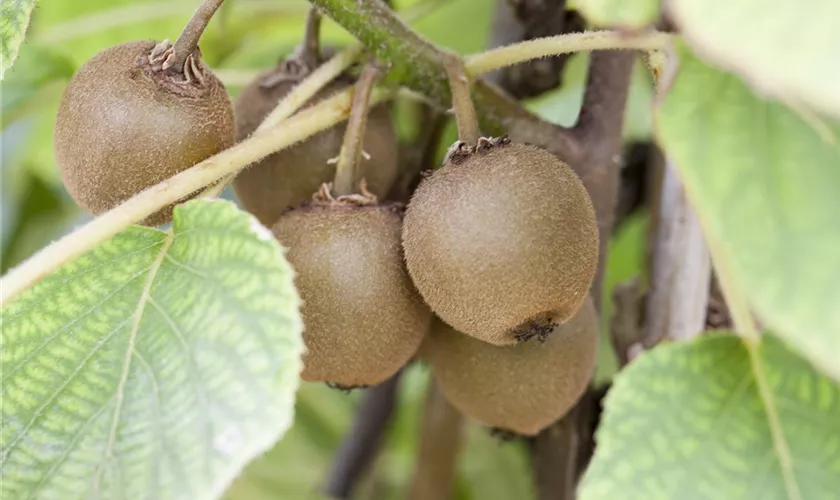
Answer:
[168,0,225,73]
[0,88,394,307]
[466,31,670,79]
[333,64,382,196]
[409,379,465,500]
[325,371,403,499]
[443,53,481,145]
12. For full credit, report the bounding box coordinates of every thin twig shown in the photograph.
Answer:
[325,371,404,499]
[333,64,383,196]
[408,379,465,500]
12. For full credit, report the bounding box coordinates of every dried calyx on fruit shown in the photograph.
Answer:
[271,66,430,389]
[233,9,399,226]
[54,0,234,226]
[402,53,599,345]
[422,298,599,436]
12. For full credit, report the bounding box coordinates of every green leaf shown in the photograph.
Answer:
[0,0,35,79]
[572,0,660,28]
[579,333,840,499]
[655,44,840,381]
[1,199,304,500]
[669,0,840,119]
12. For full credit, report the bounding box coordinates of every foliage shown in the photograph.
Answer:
[0,0,35,78]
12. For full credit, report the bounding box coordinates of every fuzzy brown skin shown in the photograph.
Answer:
[423,298,598,436]
[272,202,431,387]
[54,40,235,226]
[233,75,399,226]
[402,141,598,345]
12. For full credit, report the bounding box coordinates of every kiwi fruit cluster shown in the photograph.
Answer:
[52,1,603,435]
[54,3,235,226]
[422,298,599,436]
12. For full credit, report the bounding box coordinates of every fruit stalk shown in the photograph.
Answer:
[333,64,383,196]
[442,52,480,146]
[298,6,323,68]
[168,0,226,73]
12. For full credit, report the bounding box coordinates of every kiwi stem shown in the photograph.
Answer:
[297,7,323,68]
[442,52,481,146]
[332,63,383,196]
[0,87,396,307]
[168,0,225,74]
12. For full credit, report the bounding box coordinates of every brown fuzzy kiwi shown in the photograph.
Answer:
[402,137,598,345]
[54,40,234,226]
[232,70,399,226]
[423,297,598,436]
[272,194,431,387]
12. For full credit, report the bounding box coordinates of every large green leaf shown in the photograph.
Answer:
[572,0,660,28]
[0,0,35,78]
[579,333,840,499]
[655,45,840,381]
[0,199,304,499]
[670,0,840,119]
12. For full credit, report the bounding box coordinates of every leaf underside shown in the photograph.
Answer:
[1,200,304,500]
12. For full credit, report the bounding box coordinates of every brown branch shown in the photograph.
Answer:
[324,371,404,499]
[409,379,465,500]
[531,50,636,500]
[486,0,585,99]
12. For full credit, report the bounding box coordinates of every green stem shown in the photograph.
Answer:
[333,64,382,196]
[443,53,481,145]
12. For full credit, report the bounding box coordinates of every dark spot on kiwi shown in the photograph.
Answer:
[54,40,234,226]
[424,298,599,436]
[402,138,599,345]
[272,199,431,387]
[326,382,367,393]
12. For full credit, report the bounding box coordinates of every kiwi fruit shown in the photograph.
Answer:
[402,137,599,345]
[232,62,400,226]
[272,191,431,387]
[54,39,234,226]
[422,297,599,436]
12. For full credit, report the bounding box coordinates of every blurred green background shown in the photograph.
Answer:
[0,0,652,497]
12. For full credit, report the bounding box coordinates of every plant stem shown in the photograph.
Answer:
[297,6,323,68]
[443,53,481,145]
[467,31,670,78]
[333,64,382,196]
[409,379,465,500]
[325,371,403,499]
[168,0,225,73]
[0,88,393,307]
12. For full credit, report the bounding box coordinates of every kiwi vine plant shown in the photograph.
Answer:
[1,1,839,500]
